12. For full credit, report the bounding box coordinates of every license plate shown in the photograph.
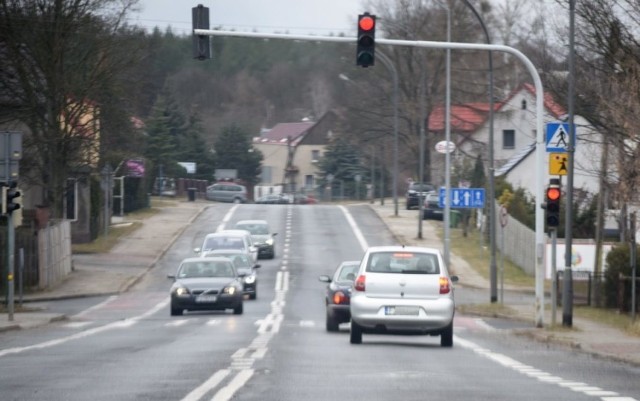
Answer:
[196,295,217,303]
[385,306,419,315]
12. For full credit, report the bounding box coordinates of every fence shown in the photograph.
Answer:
[0,219,71,298]
[494,202,537,276]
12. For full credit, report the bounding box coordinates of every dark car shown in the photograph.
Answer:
[318,260,361,332]
[203,250,261,300]
[405,182,435,209]
[168,257,244,316]
[291,193,317,204]
[234,219,277,259]
[423,192,444,220]
[255,194,290,204]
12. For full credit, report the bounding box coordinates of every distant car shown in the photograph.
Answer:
[349,246,458,347]
[291,193,317,204]
[195,231,258,263]
[167,257,244,316]
[206,182,248,203]
[234,220,277,259]
[423,193,444,220]
[255,194,289,204]
[318,260,360,332]
[405,182,435,210]
[203,250,260,300]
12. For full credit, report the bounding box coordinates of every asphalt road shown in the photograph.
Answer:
[0,203,638,401]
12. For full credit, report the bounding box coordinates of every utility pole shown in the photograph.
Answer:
[563,0,576,327]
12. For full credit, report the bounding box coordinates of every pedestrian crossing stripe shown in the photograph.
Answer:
[546,122,573,152]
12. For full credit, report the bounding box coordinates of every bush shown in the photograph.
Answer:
[604,243,639,310]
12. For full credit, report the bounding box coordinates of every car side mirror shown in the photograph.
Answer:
[450,275,459,283]
[318,275,332,283]
[254,264,261,269]
[167,274,176,280]
[272,233,278,237]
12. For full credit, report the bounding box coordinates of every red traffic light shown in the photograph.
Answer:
[546,187,561,201]
[358,15,375,31]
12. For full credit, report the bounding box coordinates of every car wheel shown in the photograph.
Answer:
[326,310,339,332]
[233,302,244,315]
[249,291,257,300]
[440,322,453,347]
[233,197,242,204]
[270,250,276,259]
[350,320,363,344]
[170,305,183,316]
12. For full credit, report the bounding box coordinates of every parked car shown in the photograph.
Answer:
[167,257,244,316]
[405,182,435,210]
[291,193,317,204]
[234,220,277,259]
[255,193,290,204]
[349,246,458,347]
[205,182,248,203]
[423,192,444,220]
[202,250,260,300]
[195,231,258,262]
[318,260,361,332]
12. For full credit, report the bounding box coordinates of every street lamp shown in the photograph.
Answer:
[340,52,399,216]
[462,0,497,303]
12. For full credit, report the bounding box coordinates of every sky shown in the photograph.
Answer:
[129,0,369,36]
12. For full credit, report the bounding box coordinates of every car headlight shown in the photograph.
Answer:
[174,286,190,296]
[222,286,237,295]
[265,238,274,245]
[244,274,256,284]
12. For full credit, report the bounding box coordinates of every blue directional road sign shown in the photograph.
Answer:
[439,188,485,208]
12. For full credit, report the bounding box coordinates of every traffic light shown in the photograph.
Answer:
[2,181,21,216]
[545,178,561,228]
[192,5,211,60]
[356,13,376,67]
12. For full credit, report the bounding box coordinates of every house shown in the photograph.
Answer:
[429,83,604,197]
[252,111,337,198]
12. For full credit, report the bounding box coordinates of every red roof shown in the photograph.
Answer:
[429,103,499,132]
[429,84,566,133]
[255,122,314,144]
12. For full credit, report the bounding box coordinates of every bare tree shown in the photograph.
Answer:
[0,0,145,217]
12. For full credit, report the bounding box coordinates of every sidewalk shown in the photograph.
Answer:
[1,199,639,367]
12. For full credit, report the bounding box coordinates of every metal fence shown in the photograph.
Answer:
[494,202,537,276]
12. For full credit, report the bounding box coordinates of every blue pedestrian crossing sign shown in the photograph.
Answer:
[546,122,574,152]
[439,188,485,208]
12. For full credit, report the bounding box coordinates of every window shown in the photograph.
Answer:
[503,130,515,149]
[261,166,272,183]
[311,150,320,162]
[521,99,527,110]
[305,175,314,188]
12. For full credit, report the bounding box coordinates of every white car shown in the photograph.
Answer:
[349,245,458,347]
[194,230,258,263]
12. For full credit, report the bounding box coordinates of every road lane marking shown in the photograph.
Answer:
[455,335,636,401]
[166,319,189,327]
[63,322,93,329]
[338,206,369,251]
[180,369,230,401]
[210,369,254,401]
[0,298,169,358]
[72,295,118,318]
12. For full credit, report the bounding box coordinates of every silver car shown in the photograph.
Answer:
[234,219,277,259]
[349,246,458,347]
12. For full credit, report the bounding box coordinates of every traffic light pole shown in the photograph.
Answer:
[194,28,549,327]
[6,213,15,321]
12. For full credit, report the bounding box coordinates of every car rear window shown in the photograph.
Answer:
[366,252,440,274]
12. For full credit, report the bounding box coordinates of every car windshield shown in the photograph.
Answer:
[366,252,440,274]
[411,184,434,191]
[203,237,245,251]
[178,261,236,278]
[337,264,359,281]
[236,224,269,235]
